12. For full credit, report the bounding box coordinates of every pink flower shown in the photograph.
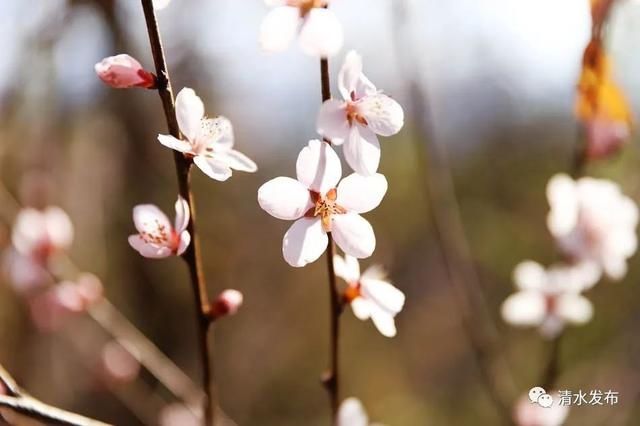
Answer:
[128,196,191,259]
[94,54,156,89]
[258,140,387,267]
[334,254,405,337]
[513,392,569,426]
[12,207,73,261]
[317,51,404,175]
[158,88,257,181]
[260,0,343,57]
[211,289,244,318]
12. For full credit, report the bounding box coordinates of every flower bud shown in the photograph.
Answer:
[210,289,243,319]
[95,54,156,89]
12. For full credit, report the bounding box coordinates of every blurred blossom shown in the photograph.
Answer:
[513,392,569,426]
[11,207,73,260]
[100,340,141,384]
[337,397,383,426]
[2,249,49,294]
[546,174,638,280]
[94,54,156,89]
[258,140,387,267]
[75,272,104,307]
[259,0,343,57]
[334,254,405,338]
[501,261,596,338]
[575,39,632,160]
[158,403,200,426]
[211,289,244,318]
[317,50,404,175]
[128,196,191,259]
[158,88,257,181]
[153,0,172,10]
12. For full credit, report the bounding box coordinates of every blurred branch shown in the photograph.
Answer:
[391,1,516,423]
[0,363,111,426]
[139,1,216,424]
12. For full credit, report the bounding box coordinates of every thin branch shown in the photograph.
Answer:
[0,364,110,426]
[139,1,215,424]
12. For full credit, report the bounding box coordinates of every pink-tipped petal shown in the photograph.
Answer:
[175,88,205,142]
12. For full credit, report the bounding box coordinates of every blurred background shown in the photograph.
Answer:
[1,0,640,424]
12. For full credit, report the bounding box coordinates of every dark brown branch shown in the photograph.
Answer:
[0,364,110,426]
[139,1,215,424]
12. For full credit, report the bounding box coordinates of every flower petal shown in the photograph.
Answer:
[217,149,258,173]
[133,204,172,235]
[296,139,342,193]
[153,0,171,10]
[501,291,546,326]
[176,231,191,256]
[557,294,593,324]
[298,9,343,58]
[546,174,578,237]
[128,235,172,259]
[202,116,234,151]
[338,50,376,101]
[350,297,371,320]
[331,213,375,259]
[317,99,350,145]
[158,134,194,154]
[369,307,398,337]
[175,88,204,142]
[258,177,313,220]
[333,254,360,283]
[193,156,233,181]
[512,260,546,291]
[343,125,380,176]
[43,207,74,250]
[337,398,369,426]
[173,196,190,234]
[361,278,405,315]
[336,173,387,214]
[282,218,328,267]
[259,6,300,53]
[358,93,404,136]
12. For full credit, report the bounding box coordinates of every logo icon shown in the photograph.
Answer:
[529,386,553,408]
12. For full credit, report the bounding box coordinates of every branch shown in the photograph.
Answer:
[139,1,215,424]
[0,364,110,426]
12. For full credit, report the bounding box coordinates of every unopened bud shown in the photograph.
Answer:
[210,289,243,319]
[95,54,156,89]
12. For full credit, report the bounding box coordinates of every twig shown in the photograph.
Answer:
[0,364,110,426]
[318,56,341,422]
[139,1,216,424]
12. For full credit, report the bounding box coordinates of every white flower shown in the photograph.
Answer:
[501,261,597,338]
[337,398,384,426]
[153,0,171,10]
[513,392,569,426]
[158,88,257,181]
[128,196,191,259]
[317,51,404,176]
[12,207,74,259]
[547,173,638,280]
[334,254,405,337]
[258,139,387,267]
[259,0,343,57]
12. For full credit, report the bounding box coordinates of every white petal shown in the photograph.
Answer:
[546,173,578,237]
[298,8,343,58]
[316,100,350,145]
[296,139,342,193]
[361,264,387,281]
[602,255,627,280]
[175,88,204,142]
[158,134,194,154]
[338,50,377,101]
[333,254,360,283]
[153,0,171,10]
[258,177,313,220]
[350,297,371,320]
[343,125,380,176]
[361,278,405,315]
[43,207,74,249]
[331,213,375,259]
[173,196,190,233]
[358,93,404,136]
[337,398,369,426]
[128,235,172,259]
[218,149,258,173]
[259,7,299,53]
[282,218,328,267]
[370,307,398,337]
[133,204,172,235]
[193,156,233,181]
[557,294,593,324]
[512,260,546,291]
[501,291,546,326]
[202,116,234,151]
[176,231,191,256]
[336,173,387,214]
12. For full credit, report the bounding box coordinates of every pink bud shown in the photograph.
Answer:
[584,118,630,160]
[95,54,156,89]
[100,340,141,384]
[211,289,243,318]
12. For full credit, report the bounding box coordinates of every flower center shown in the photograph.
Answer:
[346,101,368,127]
[140,220,172,246]
[343,283,361,303]
[544,294,557,315]
[306,188,346,232]
[294,0,327,17]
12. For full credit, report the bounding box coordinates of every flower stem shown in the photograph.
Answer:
[320,57,341,422]
[139,1,215,424]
